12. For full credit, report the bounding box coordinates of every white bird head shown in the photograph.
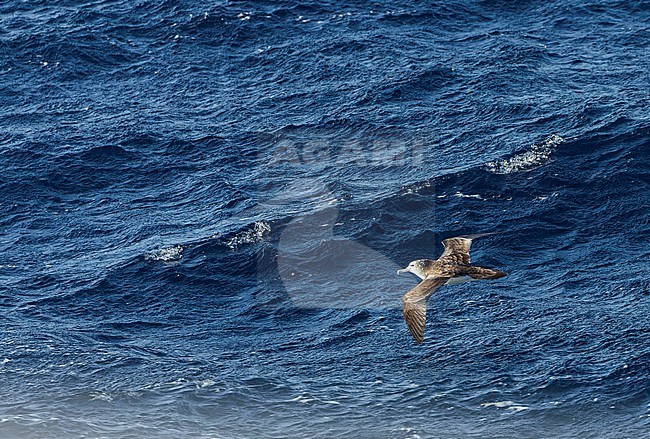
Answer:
[397,259,432,280]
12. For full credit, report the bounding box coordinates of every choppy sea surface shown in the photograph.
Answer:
[2,1,649,438]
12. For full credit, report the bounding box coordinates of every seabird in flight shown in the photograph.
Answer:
[397,233,507,344]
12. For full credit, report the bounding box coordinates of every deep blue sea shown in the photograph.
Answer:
[2,0,649,437]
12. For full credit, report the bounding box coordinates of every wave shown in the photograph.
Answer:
[226,221,271,249]
[144,245,184,262]
[484,134,565,174]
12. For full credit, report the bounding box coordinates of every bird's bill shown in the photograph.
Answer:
[397,268,409,275]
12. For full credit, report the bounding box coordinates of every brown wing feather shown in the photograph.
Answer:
[438,233,498,266]
[439,237,472,265]
[401,277,448,344]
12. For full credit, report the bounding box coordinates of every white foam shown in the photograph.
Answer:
[402,180,432,195]
[196,379,216,389]
[145,245,183,262]
[227,221,270,249]
[454,192,483,199]
[399,427,422,439]
[485,134,564,175]
[89,391,113,402]
[481,401,529,412]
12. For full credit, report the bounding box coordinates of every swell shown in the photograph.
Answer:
[124,119,648,263]
[10,115,645,319]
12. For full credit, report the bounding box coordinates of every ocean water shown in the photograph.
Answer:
[1,0,649,438]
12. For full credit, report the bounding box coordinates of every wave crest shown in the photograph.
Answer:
[485,134,565,174]
[227,221,271,249]
[144,245,184,262]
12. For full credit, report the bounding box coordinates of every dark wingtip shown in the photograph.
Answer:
[406,327,424,345]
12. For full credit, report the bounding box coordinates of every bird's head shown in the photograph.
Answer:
[397,259,432,280]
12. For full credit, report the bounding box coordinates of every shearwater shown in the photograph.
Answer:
[397,233,507,344]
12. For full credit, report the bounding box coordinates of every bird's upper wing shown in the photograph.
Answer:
[438,232,497,265]
[401,276,448,344]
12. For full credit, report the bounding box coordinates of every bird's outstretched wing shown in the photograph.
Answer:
[438,232,498,266]
[402,276,448,344]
